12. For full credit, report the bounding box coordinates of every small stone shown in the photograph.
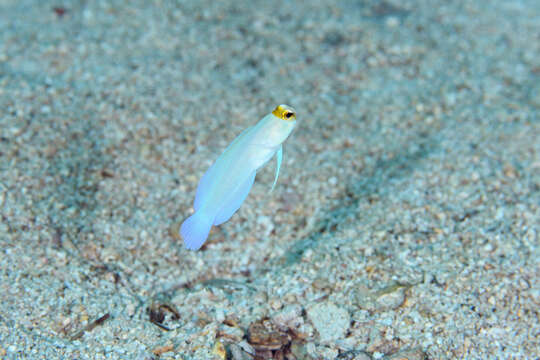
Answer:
[306,344,338,359]
[212,341,227,360]
[335,350,371,360]
[259,216,275,236]
[306,302,350,343]
[126,303,136,317]
[152,344,174,356]
[229,344,251,360]
[283,293,297,303]
[353,285,377,311]
[375,285,406,310]
[290,342,308,359]
[218,323,244,342]
[386,347,427,360]
[269,297,283,311]
[236,341,256,357]
[272,304,304,331]
[313,277,332,290]
[503,163,518,178]
[247,319,290,351]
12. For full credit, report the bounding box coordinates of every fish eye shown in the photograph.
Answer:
[284,111,294,119]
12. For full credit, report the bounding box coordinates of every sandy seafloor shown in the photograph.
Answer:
[0,0,539,359]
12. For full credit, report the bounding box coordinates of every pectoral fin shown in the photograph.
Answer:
[270,145,282,192]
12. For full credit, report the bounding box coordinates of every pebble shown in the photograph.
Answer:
[217,323,244,342]
[229,344,251,360]
[375,285,407,310]
[272,304,304,331]
[306,302,350,343]
[247,319,290,351]
[385,347,427,360]
[336,350,372,360]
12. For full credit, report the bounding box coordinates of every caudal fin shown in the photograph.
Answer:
[180,211,213,250]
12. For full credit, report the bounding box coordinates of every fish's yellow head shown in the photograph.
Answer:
[272,104,296,122]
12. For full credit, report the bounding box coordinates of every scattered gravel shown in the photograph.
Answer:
[1,0,538,359]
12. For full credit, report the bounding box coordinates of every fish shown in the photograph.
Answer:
[181,104,297,250]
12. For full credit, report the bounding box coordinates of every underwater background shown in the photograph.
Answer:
[0,0,538,359]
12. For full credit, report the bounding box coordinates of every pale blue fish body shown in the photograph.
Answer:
[181,105,297,250]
